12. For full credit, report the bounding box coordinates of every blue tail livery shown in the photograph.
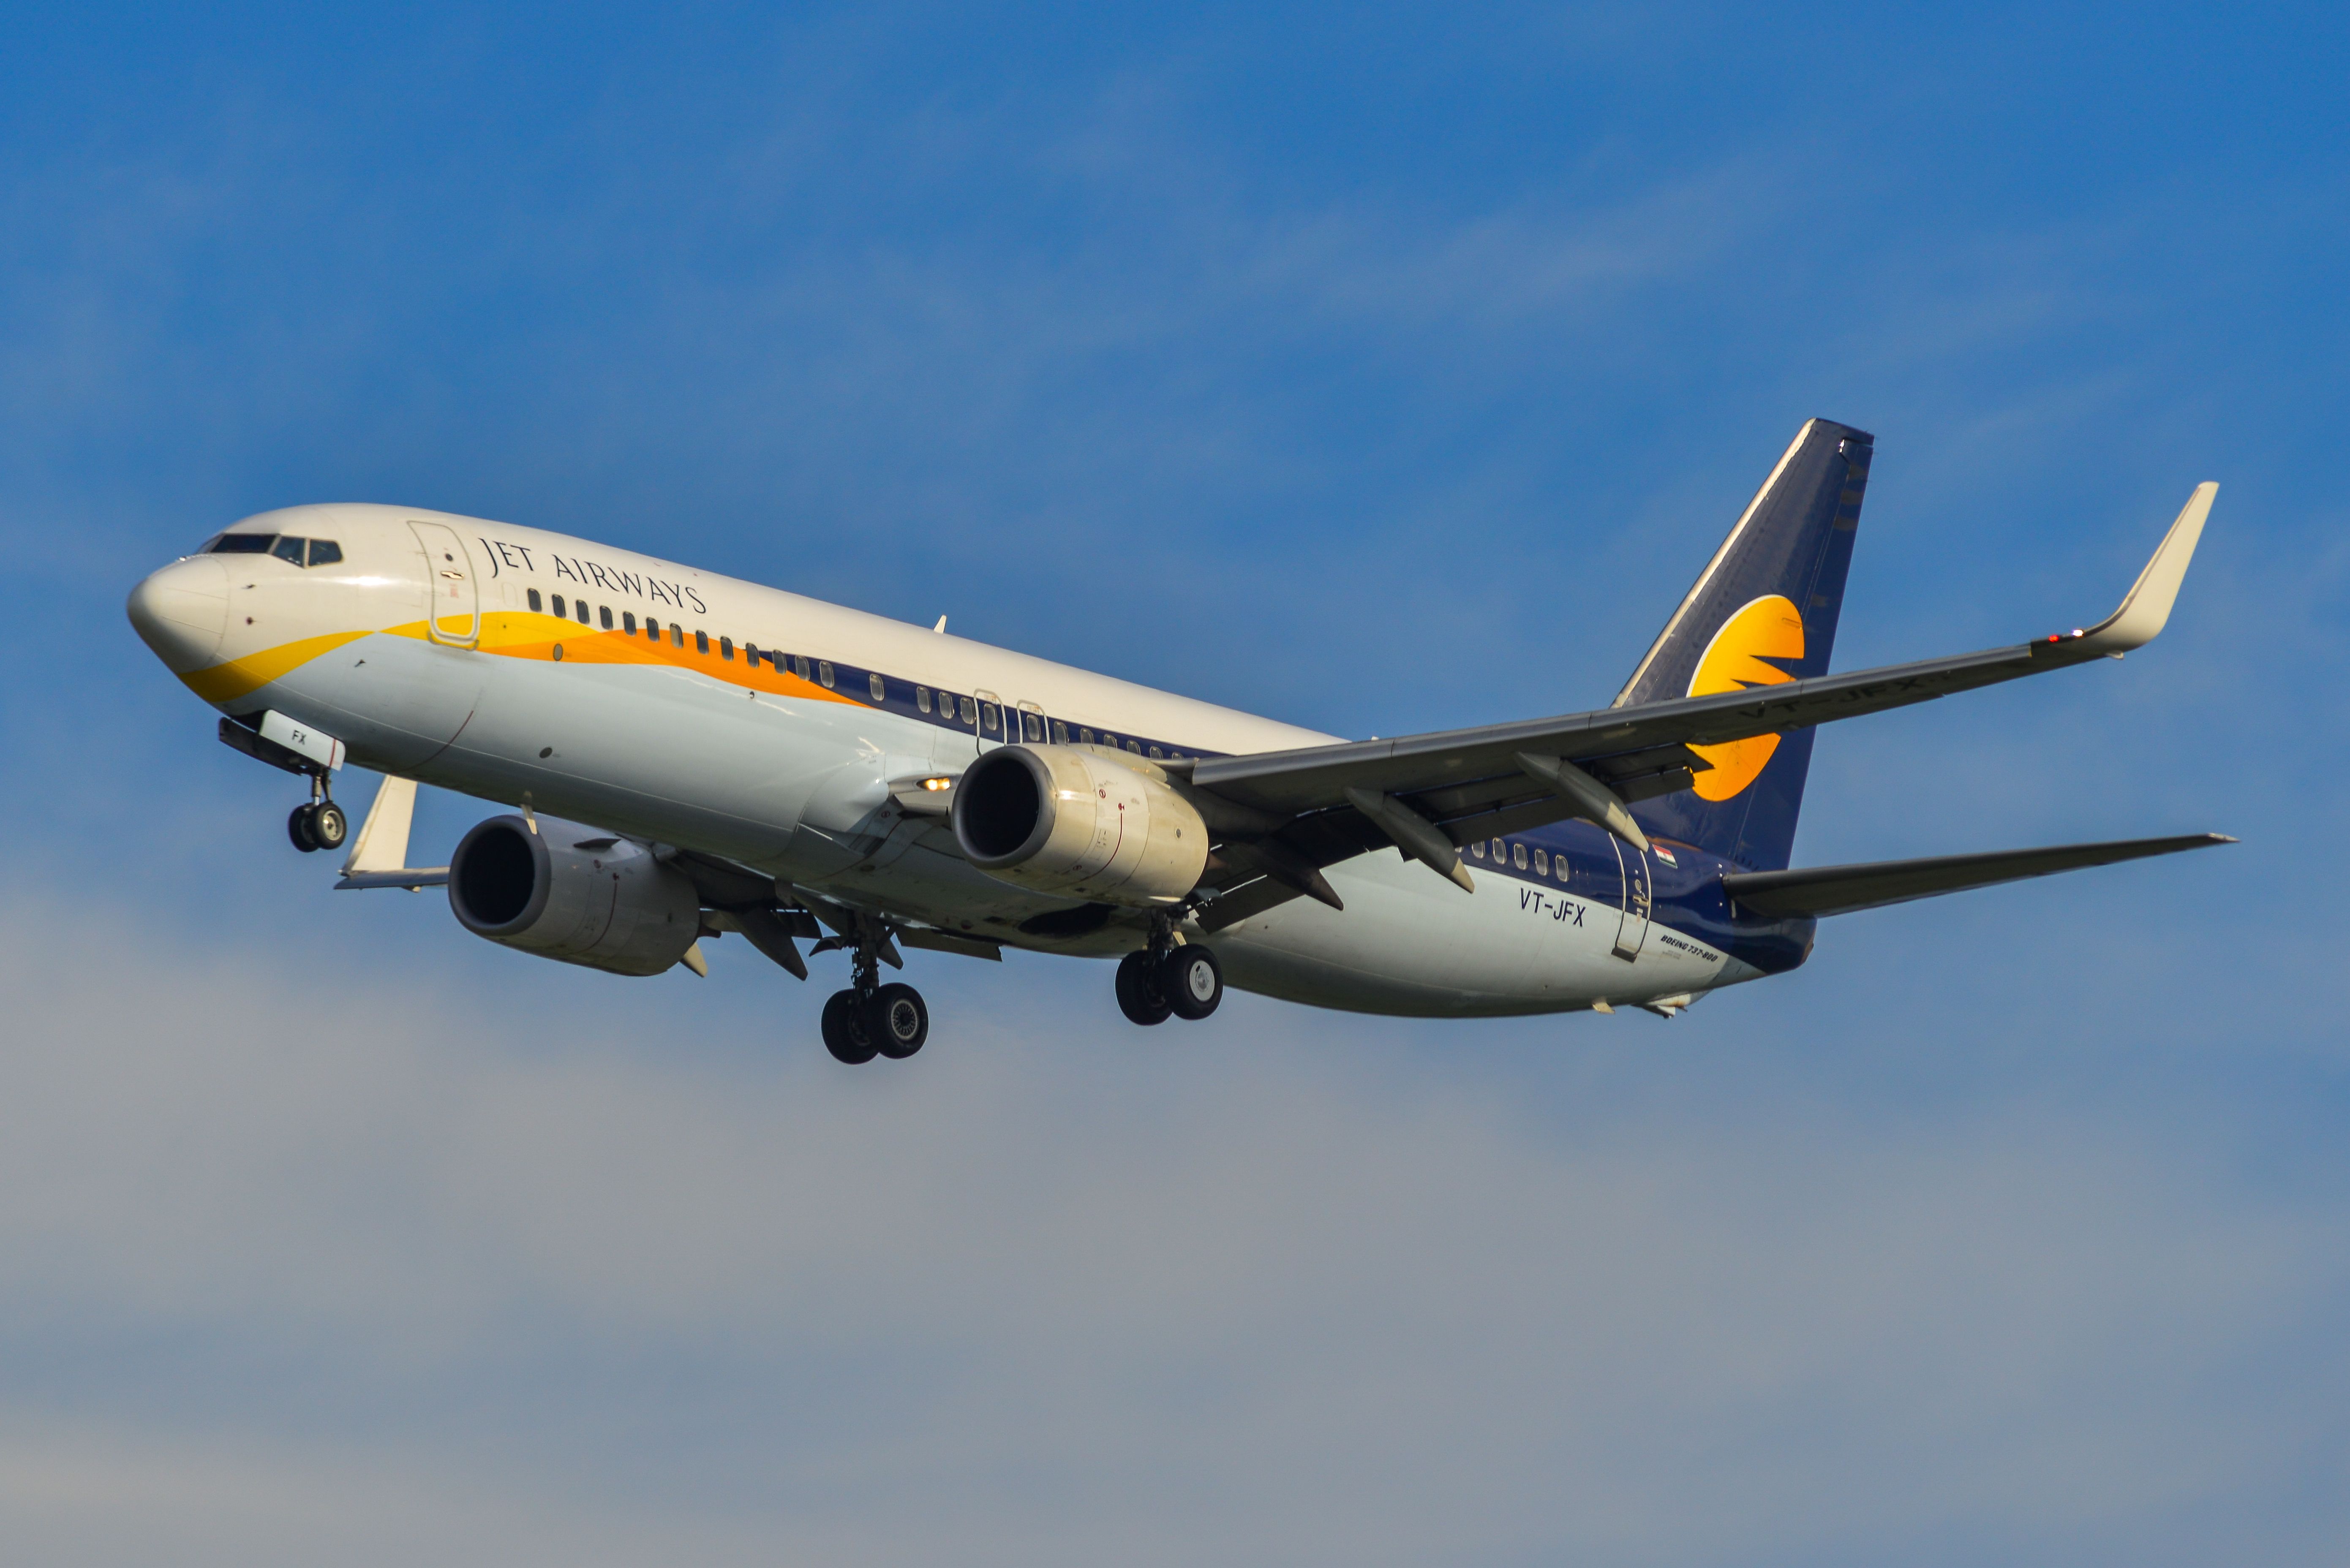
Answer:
[1614,418,1872,870]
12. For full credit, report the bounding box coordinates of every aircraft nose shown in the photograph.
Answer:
[126,554,231,672]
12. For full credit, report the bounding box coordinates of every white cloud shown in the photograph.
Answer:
[0,894,2337,1565]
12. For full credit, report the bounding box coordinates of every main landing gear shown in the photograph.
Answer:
[286,771,347,854]
[818,926,929,1065]
[1115,919,1224,1027]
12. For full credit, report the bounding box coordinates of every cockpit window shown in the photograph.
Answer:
[201,533,342,566]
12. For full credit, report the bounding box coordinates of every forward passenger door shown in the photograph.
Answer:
[409,521,478,647]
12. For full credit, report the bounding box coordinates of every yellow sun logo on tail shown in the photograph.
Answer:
[1686,595,1805,801]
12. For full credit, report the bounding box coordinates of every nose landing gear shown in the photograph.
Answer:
[286,773,347,853]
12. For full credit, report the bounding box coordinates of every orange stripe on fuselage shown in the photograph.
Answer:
[476,611,871,705]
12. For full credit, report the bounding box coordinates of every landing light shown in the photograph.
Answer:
[920,777,953,791]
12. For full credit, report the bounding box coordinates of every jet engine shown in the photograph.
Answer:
[447,814,702,976]
[952,745,1209,906]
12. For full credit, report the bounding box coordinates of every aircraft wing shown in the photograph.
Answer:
[1182,483,2216,918]
[1184,484,2209,841]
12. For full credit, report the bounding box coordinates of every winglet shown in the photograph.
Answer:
[2072,483,2216,655]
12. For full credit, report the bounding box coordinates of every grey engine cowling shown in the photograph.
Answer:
[951,745,1209,907]
[448,814,700,976]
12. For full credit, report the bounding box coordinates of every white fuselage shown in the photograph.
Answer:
[132,503,1766,1016]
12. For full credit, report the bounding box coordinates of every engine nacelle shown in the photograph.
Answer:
[952,745,1209,906]
[448,815,702,976]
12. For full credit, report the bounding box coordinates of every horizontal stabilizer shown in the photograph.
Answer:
[1720,833,2233,918]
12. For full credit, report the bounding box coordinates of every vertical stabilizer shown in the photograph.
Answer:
[1617,418,1872,870]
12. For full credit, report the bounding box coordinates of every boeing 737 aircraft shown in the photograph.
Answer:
[127,420,2227,1062]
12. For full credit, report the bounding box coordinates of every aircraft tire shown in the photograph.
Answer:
[821,989,879,1064]
[311,801,348,851]
[287,804,320,853]
[1114,950,1172,1026]
[868,983,929,1059]
[1159,945,1223,1021]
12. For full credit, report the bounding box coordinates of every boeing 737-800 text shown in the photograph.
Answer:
[126,420,2228,1062]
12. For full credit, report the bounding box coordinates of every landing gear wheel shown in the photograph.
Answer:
[820,989,878,1064]
[1115,950,1172,1026]
[287,804,320,853]
[867,983,929,1059]
[311,801,348,851]
[1159,944,1223,1021]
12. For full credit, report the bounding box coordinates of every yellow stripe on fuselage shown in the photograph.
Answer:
[180,628,375,703]
[180,611,878,710]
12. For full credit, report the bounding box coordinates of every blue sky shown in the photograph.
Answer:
[3,3,2346,1563]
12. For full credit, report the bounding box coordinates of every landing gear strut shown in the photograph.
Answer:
[286,770,346,854]
[818,918,929,1065]
[1116,913,1223,1027]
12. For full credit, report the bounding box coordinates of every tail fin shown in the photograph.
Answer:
[1617,418,1872,870]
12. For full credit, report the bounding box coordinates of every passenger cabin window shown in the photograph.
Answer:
[959,695,975,723]
[600,606,614,630]
[643,618,659,639]
[552,595,567,618]
[1470,841,1485,859]
[527,589,543,612]
[1126,740,1140,754]
[695,630,710,654]
[917,687,931,713]
[1148,745,1162,759]
[1490,838,1505,861]
[980,702,1000,733]
[869,672,885,702]
[670,625,684,647]
[1556,858,1570,883]
[818,661,835,688]
[1025,712,1044,741]
[744,642,759,665]
[794,655,811,680]
[1080,729,1095,745]
[576,601,591,625]
[1533,849,1547,875]
[720,636,734,660]
[1513,843,1528,870]
[205,533,276,554]
[1051,720,1068,743]
[624,612,637,633]
[306,541,342,565]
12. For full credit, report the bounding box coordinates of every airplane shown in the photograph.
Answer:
[125,419,2229,1063]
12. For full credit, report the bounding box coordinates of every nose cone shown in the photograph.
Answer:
[126,555,231,672]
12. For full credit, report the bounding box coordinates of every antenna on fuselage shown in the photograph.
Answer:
[934,616,947,633]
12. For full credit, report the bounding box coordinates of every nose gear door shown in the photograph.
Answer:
[410,521,478,647]
[1609,838,1652,960]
